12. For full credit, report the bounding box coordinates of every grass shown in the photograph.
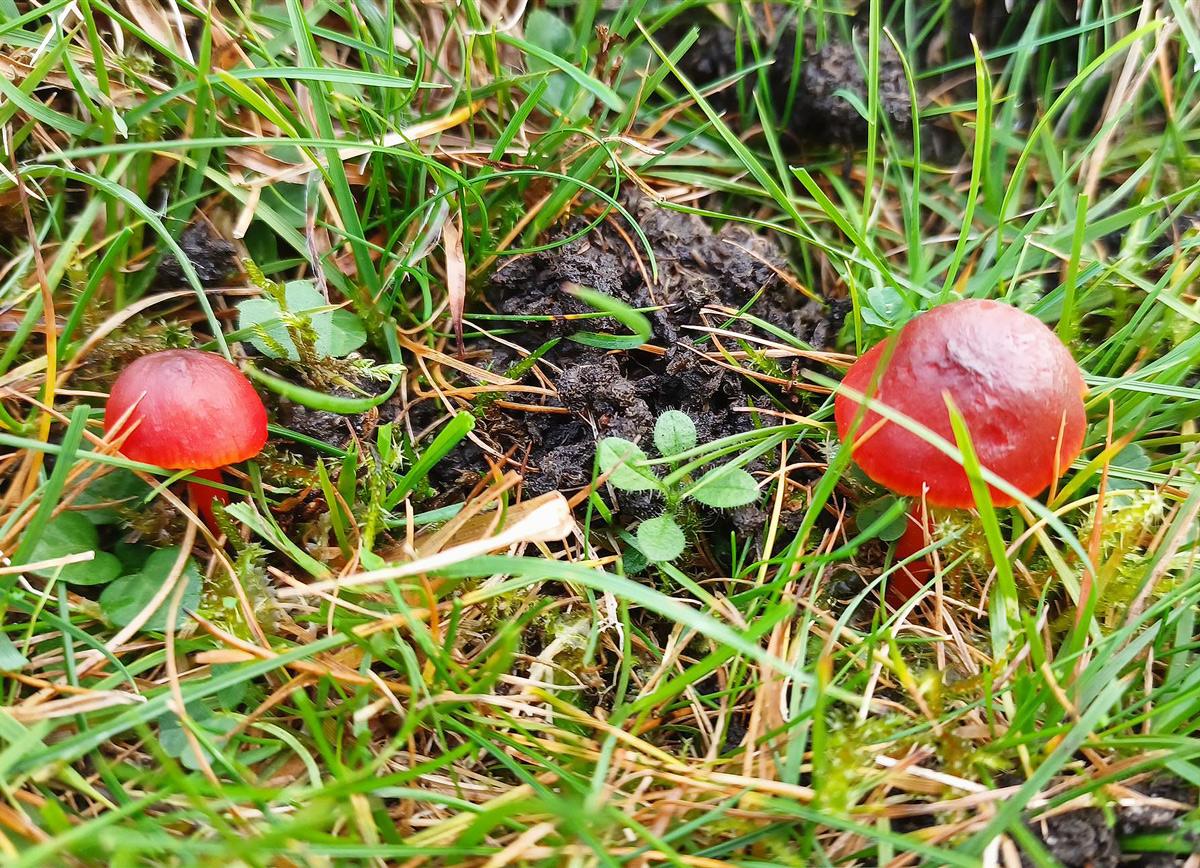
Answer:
[1,0,1199,864]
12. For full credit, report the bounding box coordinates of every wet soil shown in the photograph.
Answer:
[662,9,911,147]
[659,1,1112,163]
[1025,808,1122,868]
[773,28,912,145]
[1022,777,1197,868]
[422,191,845,521]
[273,390,380,453]
[1117,776,1196,838]
[156,221,238,287]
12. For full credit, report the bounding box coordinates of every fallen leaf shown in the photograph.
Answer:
[124,0,183,56]
[276,492,576,599]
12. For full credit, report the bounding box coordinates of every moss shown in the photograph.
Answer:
[80,317,194,380]
[1075,489,1183,627]
[199,540,277,640]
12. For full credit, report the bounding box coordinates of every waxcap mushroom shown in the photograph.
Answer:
[105,350,267,470]
[835,299,1086,508]
[104,350,267,527]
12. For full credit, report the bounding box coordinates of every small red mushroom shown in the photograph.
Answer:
[835,299,1086,509]
[104,350,268,531]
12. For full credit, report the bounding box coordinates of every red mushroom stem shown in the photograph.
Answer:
[889,505,933,607]
[186,468,230,533]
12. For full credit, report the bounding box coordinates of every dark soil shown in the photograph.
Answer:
[773,28,911,145]
[1022,777,1197,868]
[669,13,740,97]
[659,1,1109,159]
[421,191,845,522]
[274,398,373,451]
[661,10,911,146]
[491,193,840,346]
[266,369,387,456]
[1024,808,1122,868]
[156,221,238,287]
[1117,776,1196,837]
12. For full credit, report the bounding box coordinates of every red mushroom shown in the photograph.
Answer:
[835,299,1086,509]
[104,350,268,530]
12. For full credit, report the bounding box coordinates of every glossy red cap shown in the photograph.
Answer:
[104,350,268,470]
[835,300,1086,508]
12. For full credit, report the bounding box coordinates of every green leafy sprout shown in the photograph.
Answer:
[598,410,761,562]
[235,274,367,362]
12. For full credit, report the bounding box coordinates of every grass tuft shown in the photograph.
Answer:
[0,0,1198,864]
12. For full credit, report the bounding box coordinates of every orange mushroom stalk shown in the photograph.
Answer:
[104,350,268,531]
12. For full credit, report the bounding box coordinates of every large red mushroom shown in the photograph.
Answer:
[836,299,1087,605]
[104,350,268,530]
[836,299,1086,509]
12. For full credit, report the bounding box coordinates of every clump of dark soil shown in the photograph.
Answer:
[778,33,911,144]
[157,221,238,287]
[1021,777,1197,868]
[1024,808,1121,868]
[275,400,374,451]
[670,14,740,95]
[659,1,1108,157]
[491,193,837,347]
[1117,776,1196,838]
[264,367,388,456]
[659,9,911,146]
[422,191,845,514]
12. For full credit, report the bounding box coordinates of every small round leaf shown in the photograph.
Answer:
[690,466,760,509]
[654,410,697,458]
[636,515,686,562]
[237,280,367,360]
[74,469,150,526]
[322,309,367,357]
[26,512,122,585]
[597,437,662,492]
[237,297,295,360]
[100,548,203,632]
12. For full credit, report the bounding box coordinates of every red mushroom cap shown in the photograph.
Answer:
[104,350,268,470]
[835,299,1086,508]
